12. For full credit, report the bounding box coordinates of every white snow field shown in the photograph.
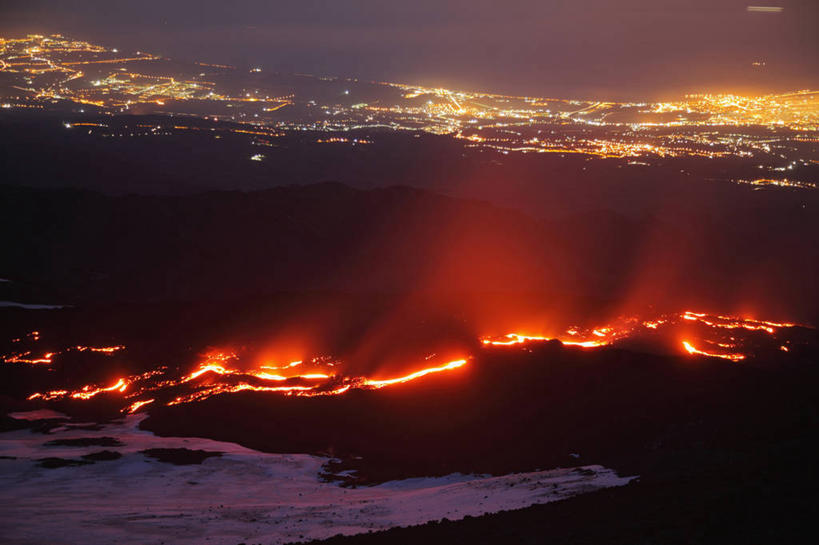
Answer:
[0,412,635,545]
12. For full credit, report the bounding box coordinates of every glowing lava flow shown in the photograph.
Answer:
[17,310,809,413]
[26,369,164,402]
[361,359,468,389]
[682,341,745,362]
[481,310,805,361]
[167,384,318,406]
[3,351,55,365]
[481,334,548,346]
[680,311,791,334]
[3,342,124,365]
[70,378,129,399]
[481,333,610,348]
[28,378,128,401]
[126,398,155,414]
[165,353,337,404]
[23,352,473,411]
[185,363,232,381]
[73,345,125,354]
[166,359,469,405]
[182,354,334,384]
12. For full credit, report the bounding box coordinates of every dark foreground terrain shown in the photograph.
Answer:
[304,455,818,545]
[3,312,815,544]
[2,307,817,543]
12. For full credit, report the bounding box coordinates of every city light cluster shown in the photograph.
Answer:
[1,34,816,180]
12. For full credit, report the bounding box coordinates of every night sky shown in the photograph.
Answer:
[2,0,817,99]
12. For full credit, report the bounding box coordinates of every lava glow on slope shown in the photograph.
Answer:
[3,351,56,365]
[480,323,630,349]
[167,354,469,402]
[3,343,123,365]
[23,349,473,412]
[480,311,803,358]
[15,311,810,414]
[682,341,745,362]
[481,334,609,348]
[360,359,468,388]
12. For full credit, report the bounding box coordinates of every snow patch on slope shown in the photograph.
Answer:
[0,414,635,545]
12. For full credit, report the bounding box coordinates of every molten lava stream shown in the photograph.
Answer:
[3,351,55,365]
[19,310,808,412]
[157,353,472,406]
[70,378,129,400]
[361,359,469,389]
[681,311,786,334]
[126,398,155,414]
[682,341,745,362]
[481,333,609,348]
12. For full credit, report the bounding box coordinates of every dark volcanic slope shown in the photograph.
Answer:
[141,341,819,484]
[136,337,819,545]
[1,182,817,321]
[300,452,818,545]
[0,183,561,300]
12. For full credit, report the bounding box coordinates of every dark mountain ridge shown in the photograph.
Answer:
[1,182,815,323]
